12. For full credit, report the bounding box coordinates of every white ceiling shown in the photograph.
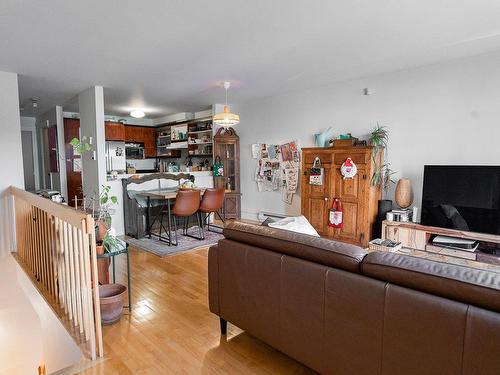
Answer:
[2,0,500,118]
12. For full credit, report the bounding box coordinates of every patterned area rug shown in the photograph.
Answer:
[126,226,224,257]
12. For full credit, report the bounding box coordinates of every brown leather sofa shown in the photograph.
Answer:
[208,222,500,375]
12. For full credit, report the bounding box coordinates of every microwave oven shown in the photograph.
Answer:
[125,143,145,159]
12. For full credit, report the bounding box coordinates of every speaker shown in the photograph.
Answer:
[373,199,393,238]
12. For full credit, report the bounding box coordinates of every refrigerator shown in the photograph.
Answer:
[106,141,126,173]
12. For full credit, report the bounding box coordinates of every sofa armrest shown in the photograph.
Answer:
[208,244,220,315]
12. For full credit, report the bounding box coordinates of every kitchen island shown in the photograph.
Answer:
[106,171,214,236]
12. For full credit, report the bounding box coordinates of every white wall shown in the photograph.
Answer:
[35,108,57,190]
[0,71,23,255]
[55,106,67,198]
[20,116,40,191]
[78,86,106,199]
[238,51,500,221]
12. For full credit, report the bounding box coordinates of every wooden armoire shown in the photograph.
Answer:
[301,145,382,247]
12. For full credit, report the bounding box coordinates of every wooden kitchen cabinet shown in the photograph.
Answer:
[105,121,125,141]
[143,127,157,158]
[301,145,382,247]
[124,125,157,158]
[125,126,141,142]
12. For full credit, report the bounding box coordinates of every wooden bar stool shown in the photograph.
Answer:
[171,189,204,242]
[199,188,225,232]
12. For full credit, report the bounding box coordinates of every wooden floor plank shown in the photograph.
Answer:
[78,247,315,374]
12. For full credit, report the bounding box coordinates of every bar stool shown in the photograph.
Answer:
[199,188,225,232]
[171,189,204,242]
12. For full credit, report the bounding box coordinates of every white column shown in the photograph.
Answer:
[55,105,67,199]
[0,71,23,255]
[78,86,106,201]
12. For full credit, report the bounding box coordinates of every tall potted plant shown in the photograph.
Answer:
[369,124,396,237]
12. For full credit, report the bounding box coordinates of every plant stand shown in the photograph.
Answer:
[97,241,132,312]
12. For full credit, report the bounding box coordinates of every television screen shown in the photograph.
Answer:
[421,165,500,236]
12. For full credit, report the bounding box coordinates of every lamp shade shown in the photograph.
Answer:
[213,105,240,127]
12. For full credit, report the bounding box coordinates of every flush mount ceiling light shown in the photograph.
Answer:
[130,109,145,118]
[213,81,240,127]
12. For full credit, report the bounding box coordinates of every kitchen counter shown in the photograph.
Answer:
[105,171,214,236]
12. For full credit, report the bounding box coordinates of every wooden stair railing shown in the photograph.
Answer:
[9,186,103,360]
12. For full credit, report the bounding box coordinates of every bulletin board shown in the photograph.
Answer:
[252,140,300,204]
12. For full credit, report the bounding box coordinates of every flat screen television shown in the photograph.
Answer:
[421,165,500,236]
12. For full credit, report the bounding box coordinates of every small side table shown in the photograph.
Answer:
[97,242,132,312]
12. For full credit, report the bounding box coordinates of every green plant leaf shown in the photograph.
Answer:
[110,196,118,204]
[70,138,79,146]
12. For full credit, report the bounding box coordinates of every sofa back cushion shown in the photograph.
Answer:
[362,251,500,313]
[223,222,367,273]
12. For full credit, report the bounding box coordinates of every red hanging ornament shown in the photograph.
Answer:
[341,157,357,179]
[328,198,343,228]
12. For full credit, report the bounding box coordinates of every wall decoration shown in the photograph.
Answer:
[251,144,261,159]
[340,157,357,179]
[309,157,324,185]
[253,140,300,204]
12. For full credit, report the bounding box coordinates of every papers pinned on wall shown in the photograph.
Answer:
[252,140,300,204]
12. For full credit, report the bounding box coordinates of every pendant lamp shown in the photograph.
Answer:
[213,81,240,127]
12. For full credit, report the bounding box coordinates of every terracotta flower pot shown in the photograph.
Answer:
[395,178,413,209]
[99,284,127,325]
[96,221,108,242]
[96,244,105,255]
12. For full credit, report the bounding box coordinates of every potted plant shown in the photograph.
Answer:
[369,124,397,237]
[71,136,127,324]
[98,228,128,324]
[91,187,119,284]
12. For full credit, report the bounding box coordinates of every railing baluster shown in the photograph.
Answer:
[55,218,66,309]
[78,227,90,340]
[72,225,84,333]
[82,223,97,360]
[41,211,49,291]
[89,227,103,359]
[63,221,73,321]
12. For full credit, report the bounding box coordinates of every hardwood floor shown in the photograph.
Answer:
[78,247,315,374]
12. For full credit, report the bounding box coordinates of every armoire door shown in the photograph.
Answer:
[332,165,367,245]
[302,164,332,236]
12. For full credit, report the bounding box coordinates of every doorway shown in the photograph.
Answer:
[21,130,36,191]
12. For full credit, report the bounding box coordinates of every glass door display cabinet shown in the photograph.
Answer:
[213,127,241,219]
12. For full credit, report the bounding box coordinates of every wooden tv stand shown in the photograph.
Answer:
[381,220,500,265]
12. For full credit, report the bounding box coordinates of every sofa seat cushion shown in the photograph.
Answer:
[223,222,367,273]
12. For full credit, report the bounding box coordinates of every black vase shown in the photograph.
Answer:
[373,199,393,238]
